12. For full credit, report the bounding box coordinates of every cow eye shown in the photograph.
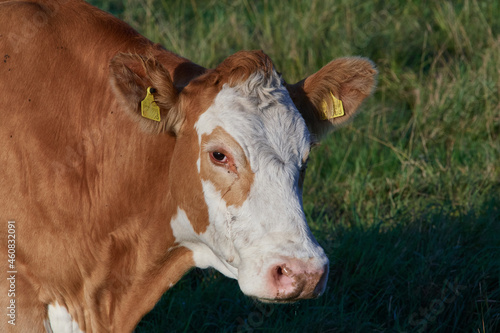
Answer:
[211,151,227,163]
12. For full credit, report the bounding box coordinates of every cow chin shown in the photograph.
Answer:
[236,256,329,303]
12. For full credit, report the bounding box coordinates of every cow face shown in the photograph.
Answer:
[110,51,377,302]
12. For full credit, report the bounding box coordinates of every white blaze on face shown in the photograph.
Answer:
[175,70,328,300]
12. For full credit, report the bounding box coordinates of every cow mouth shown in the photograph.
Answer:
[254,291,323,304]
[237,258,329,304]
[256,296,301,304]
[253,280,326,304]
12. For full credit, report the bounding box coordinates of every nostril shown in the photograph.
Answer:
[275,264,291,278]
[266,259,329,301]
[271,264,295,297]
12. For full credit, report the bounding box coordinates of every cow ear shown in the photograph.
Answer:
[286,57,377,139]
[109,53,182,135]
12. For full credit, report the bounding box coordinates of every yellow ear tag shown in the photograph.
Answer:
[141,87,161,122]
[320,91,345,120]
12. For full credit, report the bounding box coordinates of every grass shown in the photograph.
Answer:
[88,0,500,331]
[135,204,499,332]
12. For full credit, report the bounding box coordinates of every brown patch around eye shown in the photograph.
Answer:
[200,127,255,207]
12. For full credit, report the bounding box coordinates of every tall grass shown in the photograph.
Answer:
[89,0,500,331]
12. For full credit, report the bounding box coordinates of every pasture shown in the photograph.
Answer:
[90,0,499,331]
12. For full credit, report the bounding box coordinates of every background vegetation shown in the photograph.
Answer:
[89,0,499,331]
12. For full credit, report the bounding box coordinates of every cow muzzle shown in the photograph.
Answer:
[260,257,329,303]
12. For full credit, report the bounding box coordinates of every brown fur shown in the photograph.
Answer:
[109,53,183,135]
[0,0,201,331]
[167,120,211,235]
[0,0,376,331]
[211,50,275,87]
[286,57,378,138]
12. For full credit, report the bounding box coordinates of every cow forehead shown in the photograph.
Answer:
[194,71,311,172]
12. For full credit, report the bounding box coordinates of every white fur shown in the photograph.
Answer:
[48,302,84,333]
[187,70,328,298]
[170,207,238,278]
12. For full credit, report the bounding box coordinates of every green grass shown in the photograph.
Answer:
[88,0,500,331]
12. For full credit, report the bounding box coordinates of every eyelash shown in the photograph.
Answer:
[210,151,228,164]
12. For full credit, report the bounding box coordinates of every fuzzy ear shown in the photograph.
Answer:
[109,53,182,135]
[286,57,377,139]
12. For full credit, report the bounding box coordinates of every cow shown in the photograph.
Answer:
[0,0,377,332]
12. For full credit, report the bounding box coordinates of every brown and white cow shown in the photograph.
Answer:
[0,0,377,331]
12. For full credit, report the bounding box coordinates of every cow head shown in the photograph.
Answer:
[110,50,377,302]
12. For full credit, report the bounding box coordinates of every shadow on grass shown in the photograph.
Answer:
[136,196,499,333]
